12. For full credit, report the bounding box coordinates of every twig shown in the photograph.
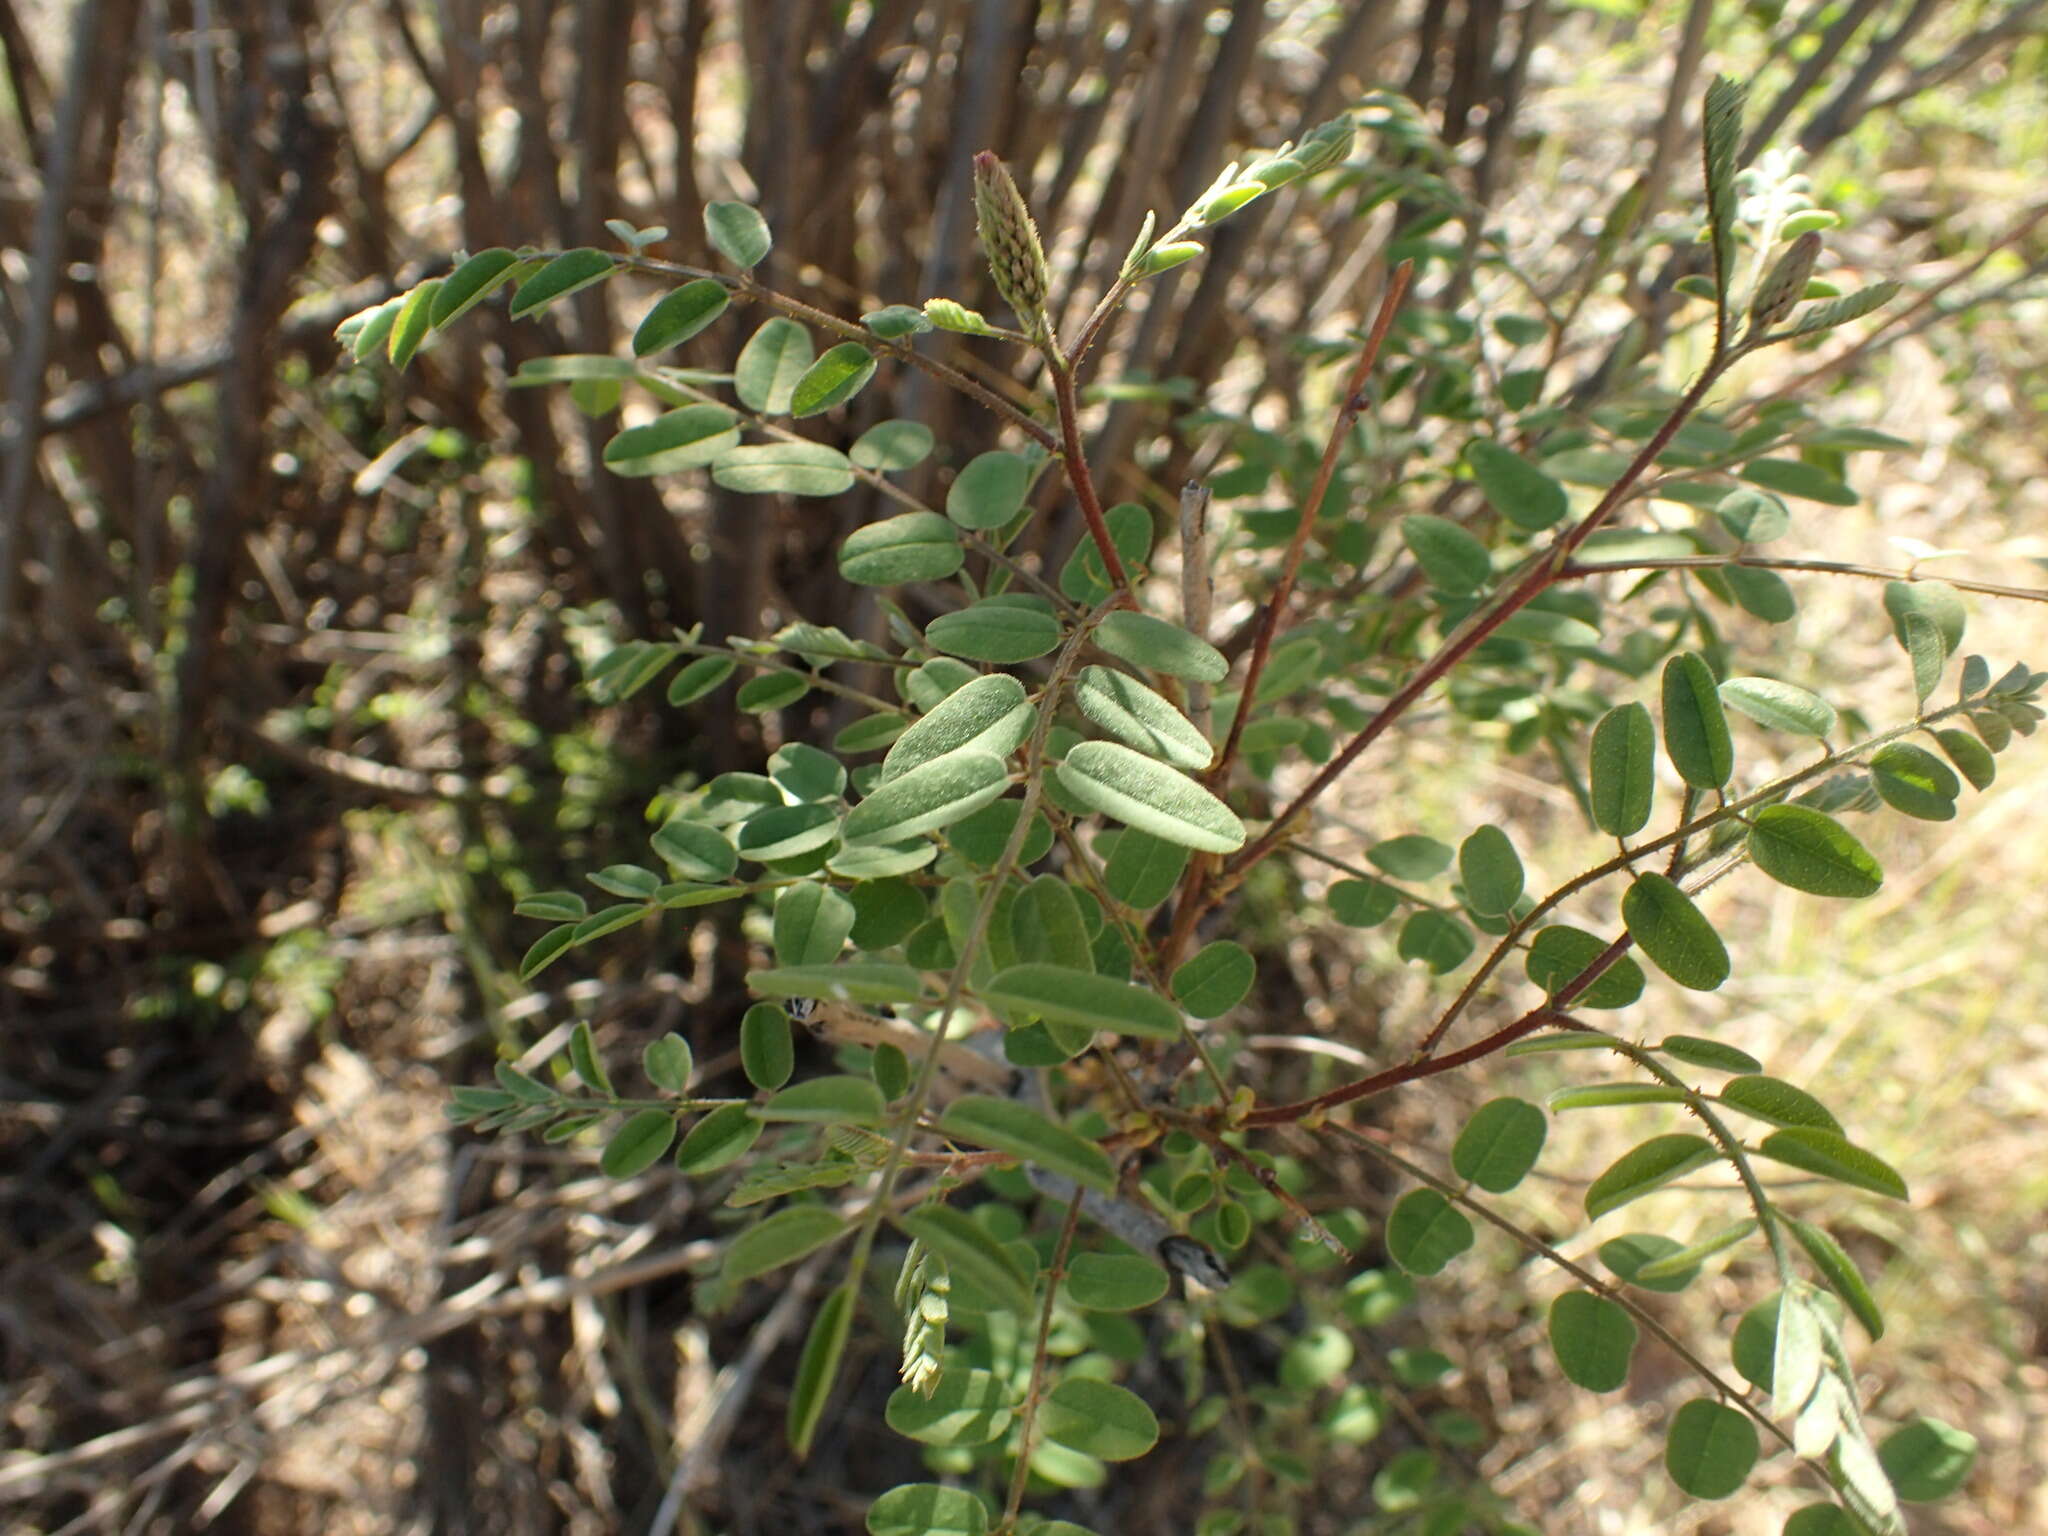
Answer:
[0,0,101,636]
[1217,357,1731,890]
[1415,693,1985,1055]
[1047,357,1134,598]
[1561,553,2048,606]
[1213,261,1411,778]
[998,1187,1087,1533]
[1179,480,1215,738]
[650,1249,829,1528]
[1325,1124,1799,1458]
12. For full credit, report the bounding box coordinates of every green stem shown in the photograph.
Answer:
[1599,1035,1798,1283]
[1418,693,1984,1053]
[835,598,1119,1345]
[1325,1122,1801,1456]
[997,1187,1087,1533]
[601,251,1058,450]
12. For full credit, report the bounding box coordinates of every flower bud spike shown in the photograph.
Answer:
[973,151,1054,343]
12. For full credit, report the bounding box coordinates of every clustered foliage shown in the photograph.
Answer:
[349,81,2039,1534]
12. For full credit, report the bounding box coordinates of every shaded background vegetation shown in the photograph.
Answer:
[3,1,2045,1531]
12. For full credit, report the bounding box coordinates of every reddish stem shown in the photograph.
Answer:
[1242,1007,1579,1128]
[1048,358,1133,599]
[1221,358,1728,884]
[1214,261,1412,779]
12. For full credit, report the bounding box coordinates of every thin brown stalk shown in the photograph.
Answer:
[1562,554,2048,606]
[998,1187,1087,1533]
[1047,357,1135,598]
[1213,260,1412,778]
[1240,1008,1579,1129]
[1324,1124,1800,1458]
[610,253,1060,450]
[1412,692,1980,1057]
[1212,356,1731,900]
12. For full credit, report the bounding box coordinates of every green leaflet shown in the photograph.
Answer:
[1584,1134,1719,1219]
[1657,1036,1762,1074]
[1877,1417,1976,1502]
[1367,834,1453,881]
[1040,1377,1160,1462]
[1718,677,1835,738]
[672,1103,760,1173]
[387,280,438,368]
[1524,925,1645,1009]
[756,1075,888,1127]
[843,750,1011,844]
[840,512,965,586]
[1102,829,1188,910]
[1398,910,1474,973]
[600,1109,676,1177]
[883,673,1031,782]
[885,1370,1015,1446]
[1549,1291,1637,1392]
[604,405,741,476]
[1169,941,1255,1019]
[1386,1189,1474,1274]
[790,342,878,417]
[740,1001,795,1089]
[704,200,772,268]
[1450,1097,1546,1192]
[1661,653,1734,789]
[1093,610,1229,683]
[978,962,1181,1040]
[1740,458,1856,506]
[1755,1127,1908,1200]
[642,1033,693,1093]
[1466,439,1567,530]
[1064,1253,1169,1312]
[666,654,738,706]
[713,441,856,497]
[1664,1397,1758,1499]
[1401,513,1491,593]
[431,248,521,327]
[1074,666,1213,770]
[945,450,1033,529]
[866,1484,989,1536]
[934,1094,1114,1193]
[633,278,730,354]
[851,418,936,471]
[1056,741,1246,854]
[926,599,1062,663]
[724,1204,850,1284]
[1589,702,1656,836]
[1600,1232,1701,1293]
[1789,1217,1884,1341]
[748,961,930,1007]
[1746,806,1882,898]
[1622,873,1730,991]
[509,249,616,318]
[787,1283,853,1457]
[733,316,814,413]
[1457,824,1524,916]
[1869,741,1959,820]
